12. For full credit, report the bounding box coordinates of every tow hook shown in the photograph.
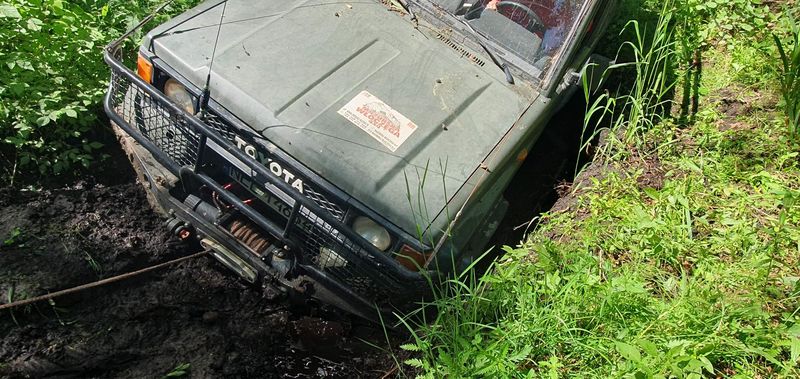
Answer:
[166,217,194,241]
[264,245,292,277]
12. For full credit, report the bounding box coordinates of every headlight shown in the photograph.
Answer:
[164,78,195,114]
[318,247,347,268]
[353,216,391,251]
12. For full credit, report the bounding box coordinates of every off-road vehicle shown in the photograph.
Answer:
[104,0,614,319]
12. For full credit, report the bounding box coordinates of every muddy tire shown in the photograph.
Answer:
[111,86,187,216]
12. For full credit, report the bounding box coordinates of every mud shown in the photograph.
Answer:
[0,154,395,378]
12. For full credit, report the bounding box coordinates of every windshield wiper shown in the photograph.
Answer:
[400,0,513,84]
[393,0,417,22]
[455,16,514,84]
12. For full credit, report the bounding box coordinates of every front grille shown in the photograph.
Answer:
[303,186,345,220]
[200,112,238,142]
[106,66,405,304]
[199,112,346,221]
[109,75,348,222]
[297,209,392,301]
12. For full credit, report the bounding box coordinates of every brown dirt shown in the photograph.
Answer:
[0,154,395,378]
[712,86,779,131]
[633,154,666,191]
[544,135,667,243]
[548,159,614,215]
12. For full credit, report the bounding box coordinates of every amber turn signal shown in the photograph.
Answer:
[395,244,429,272]
[136,53,153,84]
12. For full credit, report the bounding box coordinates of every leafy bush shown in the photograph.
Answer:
[0,0,197,180]
[683,0,776,44]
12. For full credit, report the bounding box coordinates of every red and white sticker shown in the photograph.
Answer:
[337,91,418,152]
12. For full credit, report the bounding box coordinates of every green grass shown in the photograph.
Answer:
[164,363,190,378]
[404,81,800,379]
[2,227,22,247]
[581,0,677,161]
[774,11,800,142]
[403,1,800,377]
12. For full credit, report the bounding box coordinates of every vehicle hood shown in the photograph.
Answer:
[146,0,538,235]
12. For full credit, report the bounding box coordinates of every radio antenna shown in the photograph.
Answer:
[198,0,228,116]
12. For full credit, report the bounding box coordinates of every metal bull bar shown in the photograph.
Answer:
[102,13,433,306]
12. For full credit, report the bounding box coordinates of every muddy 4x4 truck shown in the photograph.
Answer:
[104,0,614,320]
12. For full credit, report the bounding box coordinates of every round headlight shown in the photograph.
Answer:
[353,216,391,251]
[164,78,195,114]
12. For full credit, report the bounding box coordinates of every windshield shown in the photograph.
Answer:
[430,0,587,82]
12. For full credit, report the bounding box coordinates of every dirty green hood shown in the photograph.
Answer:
[146,0,537,235]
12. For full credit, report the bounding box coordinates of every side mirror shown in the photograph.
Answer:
[555,54,615,96]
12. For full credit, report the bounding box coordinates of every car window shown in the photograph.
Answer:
[432,0,588,82]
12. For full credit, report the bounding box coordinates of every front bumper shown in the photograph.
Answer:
[103,26,432,319]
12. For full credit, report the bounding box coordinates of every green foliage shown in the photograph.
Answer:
[405,114,800,378]
[0,0,198,179]
[398,267,506,378]
[774,13,800,142]
[163,362,190,378]
[2,227,22,246]
[679,0,776,46]
[582,0,678,159]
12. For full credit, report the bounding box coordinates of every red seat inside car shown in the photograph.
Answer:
[481,0,574,34]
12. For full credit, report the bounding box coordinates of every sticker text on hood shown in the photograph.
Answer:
[337,91,418,152]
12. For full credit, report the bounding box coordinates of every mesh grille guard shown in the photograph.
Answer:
[102,29,430,306]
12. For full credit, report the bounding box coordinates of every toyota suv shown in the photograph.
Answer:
[104,0,614,320]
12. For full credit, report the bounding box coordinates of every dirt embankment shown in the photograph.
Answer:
[0,158,394,378]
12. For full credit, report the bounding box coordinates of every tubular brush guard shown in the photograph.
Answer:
[103,22,432,321]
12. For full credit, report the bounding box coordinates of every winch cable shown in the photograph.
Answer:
[0,250,209,311]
